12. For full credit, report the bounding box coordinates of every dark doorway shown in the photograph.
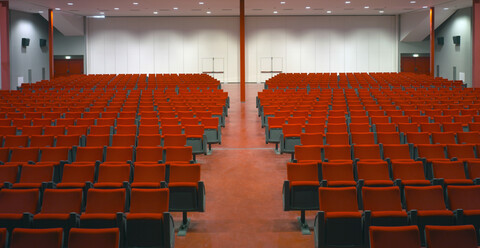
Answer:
[54,55,84,77]
[401,54,430,75]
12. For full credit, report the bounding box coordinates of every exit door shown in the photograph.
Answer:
[54,59,84,77]
[401,56,430,75]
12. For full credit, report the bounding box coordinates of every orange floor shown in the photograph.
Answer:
[173,84,315,247]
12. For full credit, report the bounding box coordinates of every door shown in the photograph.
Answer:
[401,56,430,75]
[54,58,84,77]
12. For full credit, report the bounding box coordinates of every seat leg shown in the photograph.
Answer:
[275,143,281,154]
[177,211,191,236]
[207,143,213,155]
[297,210,311,235]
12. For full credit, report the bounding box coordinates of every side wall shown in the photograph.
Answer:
[9,10,49,88]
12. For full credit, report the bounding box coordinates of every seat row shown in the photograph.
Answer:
[0,188,174,247]
[0,227,121,248]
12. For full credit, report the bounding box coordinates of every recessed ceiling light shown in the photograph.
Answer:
[422,6,428,8]
[99,12,104,14]
[173,7,178,10]
[114,7,119,10]
[67,3,73,6]
[326,10,332,14]
[280,2,286,4]
[133,2,139,5]
[306,6,310,9]
[413,54,419,57]
[345,1,351,4]
[444,7,449,10]
[55,7,61,10]
[379,10,384,13]
[38,10,44,13]
[153,11,158,14]
[199,2,204,5]
[410,1,416,3]
[206,11,211,14]
[273,10,278,13]
[364,6,369,9]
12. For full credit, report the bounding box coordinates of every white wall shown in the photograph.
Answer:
[87,15,398,83]
[87,17,239,82]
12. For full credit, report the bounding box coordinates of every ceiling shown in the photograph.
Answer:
[8,0,473,17]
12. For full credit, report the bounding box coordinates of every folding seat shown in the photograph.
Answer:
[21,126,43,136]
[356,160,393,186]
[374,123,397,133]
[300,133,323,146]
[56,118,75,126]
[12,119,32,129]
[391,161,430,186]
[265,117,285,144]
[111,135,136,147]
[446,185,480,235]
[0,147,8,164]
[457,132,480,144]
[115,118,135,126]
[167,163,205,236]
[280,124,302,155]
[282,162,320,234]
[434,115,453,124]
[403,186,455,244]
[432,132,456,145]
[44,126,65,135]
[86,135,110,147]
[82,112,100,119]
[38,147,70,166]
[398,123,419,134]
[126,188,173,247]
[371,116,390,125]
[101,112,118,119]
[446,144,479,163]
[3,135,28,148]
[314,187,363,248]
[94,164,131,189]
[79,188,126,240]
[158,111,176,119]
[160,118,179,126]
[119,111,136,119]
[294,145,322,163]
[325,132,349,145]
[320,161,356,187]
[66,125,89,136]
[115,125,137,135]
[350,110,367,117]
[443,122,464,132]
[138,125,160,135]
[323,145,352,163]
[11,164,54,189]
[328,110,346,117]
[140,118,159,126]
[25,112,42,119]
[426,225,478,248]
[369,225,421,248]
[462,109,478,116]
[65,112,82,119]
[32,118,53,126]
[32,188,83,243]
[76,118,95,126]
[391,116,410,124]
[469,122,480,132]
[351,132,375,145]
[160,125,183,136]
[135,147,164,164]
[304,124,324,134]
[96,118,115,126]
[184,125,207,155]
[89,125,112,135]
[200,117,221,145]
[376,132,400,145]
[137,134,162,147]
[349,123,371,133]
[0,126,16,135]
[0,188,39,231]
[406,132,431,145]
[326,123,348,133]
[431,161,472,185]
[5,147,39,166]
[350,116,370,125]
[131,163,166,188]
[56,164,96,189]
[0,164,19,187]
[10,228,63,248]
[416,145,449,168]
[29,135,54,147]
[73,147,104,164]
[164,146,192,163]
[353,144,382,162]
[44,112,61,119]
[411,116,430,124]
[104,147,134,164]
[68,227,120,248]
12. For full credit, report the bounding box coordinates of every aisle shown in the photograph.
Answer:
[173,84,315,247]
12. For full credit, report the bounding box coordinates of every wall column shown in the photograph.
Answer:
[430,7,435,77]
[0,1,10,90]
[240,0,245,102]
[473,0,480,87]
[48,9,54,80]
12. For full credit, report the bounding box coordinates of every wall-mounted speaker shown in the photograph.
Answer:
[437,37,444,45]
[39,39,47,47]
[453,36,461,45]
[21,38,30,47]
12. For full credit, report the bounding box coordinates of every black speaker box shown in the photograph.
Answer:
[453,36,461,45]
[21,38,30,47]
[437,37,444,45]
[39,39,47,47]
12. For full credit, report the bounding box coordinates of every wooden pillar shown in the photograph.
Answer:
[48,9,54,80]
[0,1,10,90]
[430,7,435,77]
[240,0,246,102]
[473,0,480,87]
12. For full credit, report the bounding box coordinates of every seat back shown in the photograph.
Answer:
[0,188,39,214]
[318,187,358,212]
[404,185,447,211]
[130,188,169,213]
[41,188,83,214]
[68,228,119,248]
[425,225,477,248]
[362,186,403,211]
[11,228,63,248]
[85,188,126,213]
[369,226,421,248]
